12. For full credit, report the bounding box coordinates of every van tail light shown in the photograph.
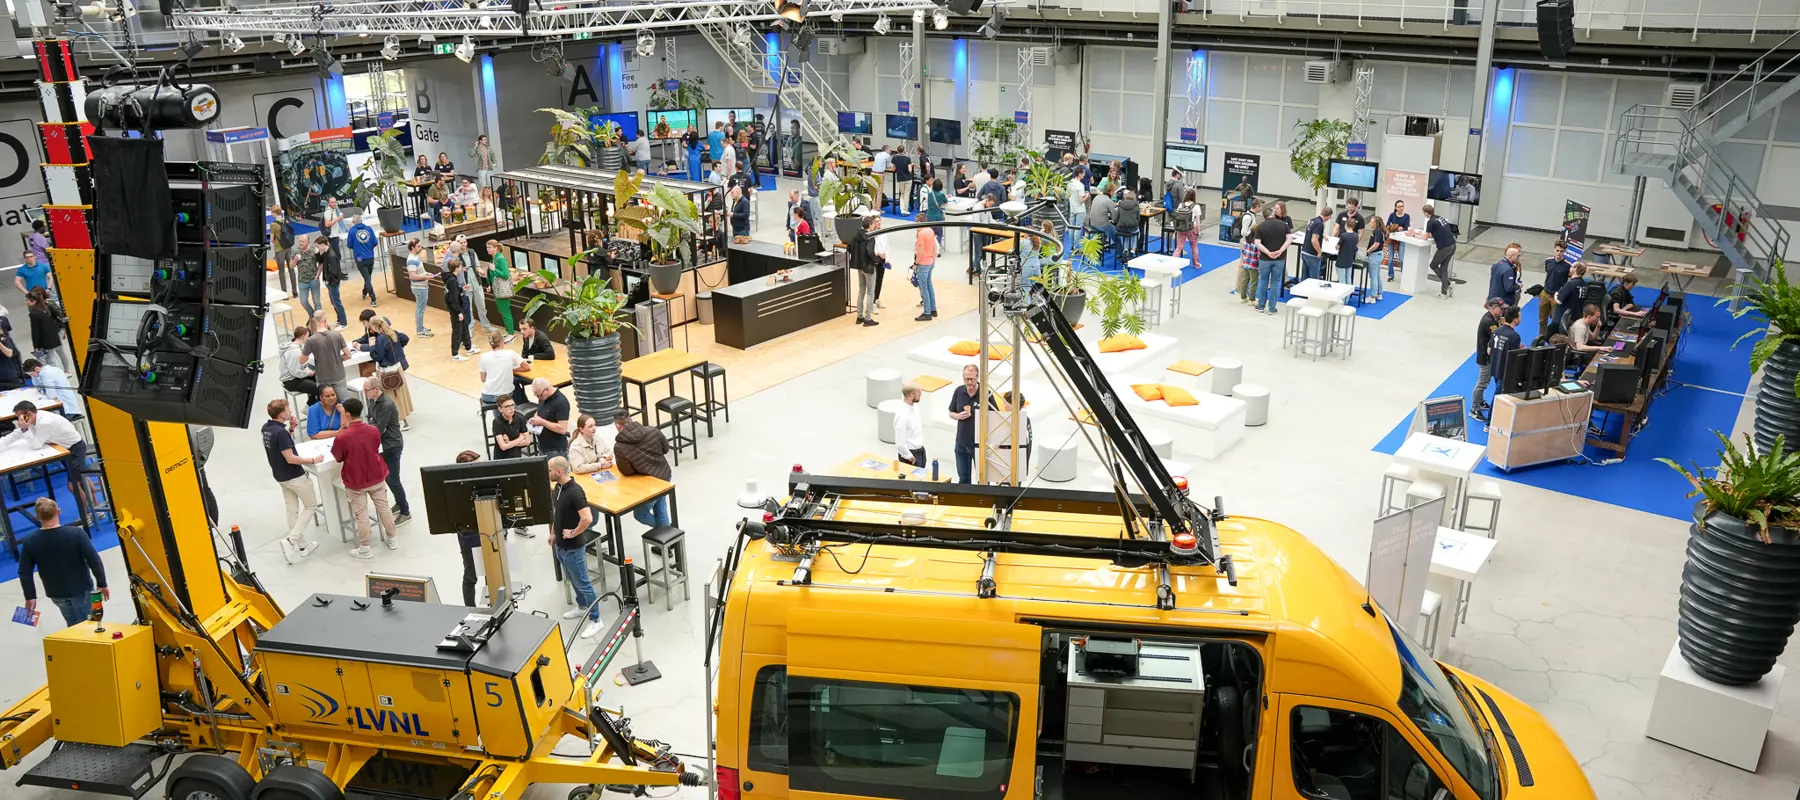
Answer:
[716,766,741,800]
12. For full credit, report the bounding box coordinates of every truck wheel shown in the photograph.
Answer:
[567,786,603,800]
[167,755,255,800]
[250,766,344,800]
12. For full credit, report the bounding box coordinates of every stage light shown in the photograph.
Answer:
[873,14,891,34]
[732,24,753,44]
[774,0,805,24]
[636,28,656,58]
[932,9,948,28]
[978,16,1001,38]
[355,22,370,35]
[454,35,475,62]
[830,11,843,22]
[224,34,245,53]
[792,23,816,51]
[381,35,401,60]
[313,47,344,76]
[912,9,924,23]
[288,35,306,55]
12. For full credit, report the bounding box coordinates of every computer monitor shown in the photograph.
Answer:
[927,118,962,145]
[836,111,872,135]
[1326,158,1380,192]
[1499,350,1533,396]
[420,457,553,535]
[645,109,696,137]
[885,114,918,140]
[1638,330,1668,389]
[1529,345,1566,391]
[589,112,640,141]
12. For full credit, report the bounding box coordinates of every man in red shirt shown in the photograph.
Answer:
[331,397,398,559]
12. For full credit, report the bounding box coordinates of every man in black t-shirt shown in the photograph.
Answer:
[1301,207,1329,282]
[529,380,572,455]
[1334,198,1365,239]
[511,319,556,402]
[1609,275,1647,325]
[1472,298,1506,421]
[491,396,533,459]
[1553,263,1589,333]
[548,456,601,637]
[262,399,322,562]
[1251,210,1292,314]
[948,364,980,483]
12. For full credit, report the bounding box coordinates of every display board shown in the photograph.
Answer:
[365,572,440,603]
[1365,495,1445,631]
[646,109,696,137]
[1326,159,1380,192]
[705,107,754,132]
[590,112,640,141]
[1164,142,1207,175]
[1379,168,1427,228]
[1562,199,1591,246]
[837,111,872,135]
[886,114,919,140]
[1222,152,1260,197]
[928,118,962,145]
[1410,395,1468,441]
[1427,168,1482,204]
[1045,129,1078,161]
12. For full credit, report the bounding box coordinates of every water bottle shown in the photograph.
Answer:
[931,459,940,481]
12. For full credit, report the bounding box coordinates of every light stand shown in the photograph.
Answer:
[617,555,662,685]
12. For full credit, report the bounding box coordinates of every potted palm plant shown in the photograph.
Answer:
[617,181,703,295]
[1088,271,1149,338]
[1727,260,1800,455]
[521,258,635,419]
[648,72,712,118]
[1659,432,1800,686]
[1288,118,1353,206]
[537,107,594,167]
[352,128,412,233]
[1035,234,1105,325]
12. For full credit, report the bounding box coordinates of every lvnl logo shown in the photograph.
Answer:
[293,684,340,719]
[351,707,432,736]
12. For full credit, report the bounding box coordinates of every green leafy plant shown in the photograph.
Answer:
[537,107,596,166]
[1727,259,1800,396]
[1034,234,1105,297]
[593,120,624,148]
[1021,157,1068,205]
[613,183,703,264]
[647,73,713,116]
[970,115,1025,169]
[1088,271,1149,338]
[1288,118,1354,196]
[1661,431,1800,541]
[521,261,637,339]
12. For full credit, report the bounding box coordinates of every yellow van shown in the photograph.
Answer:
[710,490,1594,800]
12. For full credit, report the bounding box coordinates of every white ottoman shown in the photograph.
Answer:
[1210,357,1243,396]
[1145,428,1174,458]
[866,368,902,408]
[1038,434,1080,483]
[1234,383,1270,426]
[877,398,904,444]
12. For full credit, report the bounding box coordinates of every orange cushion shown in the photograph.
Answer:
[1131,383,1165,401]
[267,258,280,272]
[1098,334,1147,353]
[1167,359,1212,376]
[988,345,1013,361]
[1161,386,1199,407]
[949,340,981,356]
[913,374,951,393]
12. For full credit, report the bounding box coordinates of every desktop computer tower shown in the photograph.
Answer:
[1596,363,1638,404]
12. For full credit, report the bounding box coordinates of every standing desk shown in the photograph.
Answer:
[1579,313,1685,457]
[0,444,71,557]
[568,469,679,601]
[620,350,709,425]
[1391,433,1485,527]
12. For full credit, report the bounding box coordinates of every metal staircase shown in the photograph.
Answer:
[1615,104,1789,280]
[697,24,852,154]
[1689,30,1800,145]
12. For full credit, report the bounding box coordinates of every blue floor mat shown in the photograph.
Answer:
[1371,286,1761,521]
[1357,292,1413,320]
[0,475,119,576]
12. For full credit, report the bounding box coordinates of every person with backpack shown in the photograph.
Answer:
[348,214,379,306]
[1236,199,1264,305]
[1171,188,1201,269]
[1163,169,1186,215]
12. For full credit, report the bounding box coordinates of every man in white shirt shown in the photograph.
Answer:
[476,332,527,405]
[872,146,892,175]
[971,168,991,193]
[721,141,737,179]
[2,401,91,518]
[895,383,926,466]
[1067,175,1088,235]
[22,359,82,419]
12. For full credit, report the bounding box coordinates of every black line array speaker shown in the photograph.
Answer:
[1537,0,1575,59]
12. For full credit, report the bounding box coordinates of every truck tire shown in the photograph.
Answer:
[250,766,344,800]
[167,755,255,800]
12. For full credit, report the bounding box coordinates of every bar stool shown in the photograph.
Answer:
[1419,590,1444,655]
[688,362,729,437]
[1294,305,1328,360]
[1234,383,1270,426]
[1281,297,1309,351]
[1210,357,1243,396]
[866,368,901,409]
[271,302,297,332]
[1137,278,1163,327]
[1461,479,1503,539]
[654,396,699,465]
[1379,463,1417,516]
[1144,428,1174,458]
[640,525,690,610]
[1405,478,1447,510]
[1328,304,1358,358]
[1038,426,1079,483]
[877,399,904,444]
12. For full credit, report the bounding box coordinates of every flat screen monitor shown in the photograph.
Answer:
[1427,168,1483,204]
[645,109,695,137]
[420,458,553,535]
[1163,143,1207,175]
[1529,345,1566,388]
[928,118,962,145]
[1327,158,1380,192]
[590,112,640,141]
[705,107,754,131]
[886,114,919,140]
[1499,350,1533,395]
[837,111,872,135]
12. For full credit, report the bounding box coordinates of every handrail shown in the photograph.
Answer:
[1688,28,1800,112]
[1692,36,1800,131]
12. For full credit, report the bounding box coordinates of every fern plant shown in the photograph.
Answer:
[1288,118,1354,196]
[1661,431,1800,541]
[1089,272,1149,338]
[1727,259,1800,396]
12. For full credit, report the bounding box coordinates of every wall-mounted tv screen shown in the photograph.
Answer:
[590,112,640,141]
[928,118,962,146]
[705,107,755,131]
[837,111,873,135]
[1427,168,1483,204]
[645,109,695,137]
[1163,142,1207,174]
[886,114,918,140]
[1326,158,1380,192]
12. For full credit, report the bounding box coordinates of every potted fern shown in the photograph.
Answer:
[357,128,411,233]
[1659,432,1800,686]
[617,178,703,296]
[1088,271,1149,338]
[1289,118,1353,206]
[521,257,635,419]
[1726,260,1800,455]
[648,72,712,118]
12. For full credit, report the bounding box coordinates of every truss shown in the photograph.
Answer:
[168,0,966,38]
[1349,65,1375,151]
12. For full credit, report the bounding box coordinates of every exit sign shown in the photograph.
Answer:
[433,42,454,54]
[573,32,593,40]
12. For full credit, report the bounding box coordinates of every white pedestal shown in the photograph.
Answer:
[1644,645,1784,771]
[1396,234,1433,296]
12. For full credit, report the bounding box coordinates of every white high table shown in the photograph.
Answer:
[295,438,388,544]
[1390,230,1435,296]
[944,197,979,253]
[1424,526,1497,651]
[1130,253,1189,321]
[1288,278,1354,308]
[1392,432,1485,526]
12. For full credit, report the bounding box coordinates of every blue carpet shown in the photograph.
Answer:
[1371,286,1761,520]
[1357,292,1413,320]
[0,471,118,576]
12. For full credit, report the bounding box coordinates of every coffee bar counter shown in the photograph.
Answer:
[727,239,810,284]
[711,262,848,349]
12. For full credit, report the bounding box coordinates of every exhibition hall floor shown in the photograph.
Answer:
[0,181,1792,799]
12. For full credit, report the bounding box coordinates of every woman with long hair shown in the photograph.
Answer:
[23,288,65,373]
[952,164,974,198]
[411,155,435,222]
[364,315,414,423]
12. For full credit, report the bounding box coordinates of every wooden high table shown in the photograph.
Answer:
[1591,242,1645,268]
[518,356,572,389]
[829,452,953,482]
[1660,261,1711,292]
[566,469,680,602]
[620,349,710,425]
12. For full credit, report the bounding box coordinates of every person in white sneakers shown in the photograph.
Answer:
[260,398,320,563]
[548,456,602,638]
[331,397,398,559]
[895,383,926,467]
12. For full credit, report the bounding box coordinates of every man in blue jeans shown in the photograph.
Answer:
[17,497,107,627]
[1251,207,1292,314]
[548,457,602,638]
[948,365,980,482]
[1300,206,1329,282]
[612,412,672,527]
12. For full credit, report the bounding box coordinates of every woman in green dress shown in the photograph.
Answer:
[484,239,517,340]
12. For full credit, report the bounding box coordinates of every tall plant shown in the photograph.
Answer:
[521,262,635,339]
[538,107,597,166]
[1088,272,1149,338]
[1661,432,1800,541]
[970,115,1025,168]
[615,183,703,264]
[1288,118,1354,197]
[1728,259,1800,396]
[1035,234,1104,298]
[647,73,713,116]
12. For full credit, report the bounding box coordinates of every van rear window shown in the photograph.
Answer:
[747,666,789,774]
[788,676,1017,800]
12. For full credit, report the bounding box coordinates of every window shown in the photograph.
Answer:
[789,676,1018,800]
[747,666,788,773]
[1289,706,1451,800]
[1389,622,1496,800]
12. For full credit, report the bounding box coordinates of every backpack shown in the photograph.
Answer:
[1172,201,1196,233]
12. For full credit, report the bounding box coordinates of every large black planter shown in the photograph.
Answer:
[1055,291,1088,326]
[566,333,623,421]
[648,262,683,295]
[596,146,627,172]
[1754,340,1800,455]
[376,206,405,234]
[1677,501,1800,685]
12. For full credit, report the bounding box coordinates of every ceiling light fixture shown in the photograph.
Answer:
[381,34,401,60]
[932,9,948,29]
[454,35,475,62]
[872,14,891,34]
[224,33,245,52]
[313,46,343,76]
[773,0,805,24]
[732,24,753,44]
[288,35,307,55]
[912,9,924,23]
[636,29,656,58]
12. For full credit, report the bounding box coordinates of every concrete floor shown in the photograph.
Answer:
[0,182,1794,800]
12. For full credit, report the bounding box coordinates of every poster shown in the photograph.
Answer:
[1563,199,1591,246]
[1378,169,1427,230]
[1365,495,1446,632]
[1223,152,1260,198]
[1044,129,1077,161]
